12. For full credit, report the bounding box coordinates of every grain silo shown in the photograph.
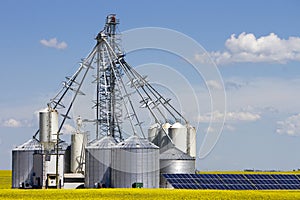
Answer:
[159,123,172,148]
[148,123,160,145]
[85,136,116,188]
[12,138,42,188]
[39,107,58,147]
[70,132,86,173]
[111,135,159,188]
[168,122,187,154]
[186,124,196,158]
[148,122,172,148]
[159,146,195,188]
[168,122,197,158]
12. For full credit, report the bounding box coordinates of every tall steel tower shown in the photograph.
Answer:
[94,14,123,139]
[39,14,188,143]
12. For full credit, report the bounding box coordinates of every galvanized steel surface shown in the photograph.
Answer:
[159,146,195,188]
[85,136,116,188]
[159,146,193,160]
[160,159,195,188]
[111,135,159,188]
[12,139,42,188]
[117,135,158,149]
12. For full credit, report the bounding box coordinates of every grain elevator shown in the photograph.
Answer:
[12,14,196,189]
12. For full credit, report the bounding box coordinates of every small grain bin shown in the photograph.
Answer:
[159,146,195,188]
[111,135,159,188]
[85,136,116,188]
[12,138,42,188]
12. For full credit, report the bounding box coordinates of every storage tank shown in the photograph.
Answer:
[70,133,86,173]
[148,123,160,145]
[186,124,196,158]
[157,122,171,148]
[168,122,187,154]
[39,107,58,144]
[159,146,195,188]
[12,138,41,188]
[111,135,159,188]
[85,136,116,188]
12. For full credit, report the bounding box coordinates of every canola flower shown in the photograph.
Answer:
[2,170,300,199]
[1,189,300,200]
[0,170,11,189]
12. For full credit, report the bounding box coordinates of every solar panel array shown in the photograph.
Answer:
[163,174,300,190]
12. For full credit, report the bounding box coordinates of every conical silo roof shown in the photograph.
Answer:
[13,138,41,151]
[160,146,193,160]
[162,122,171,130]
[116,135,158,149]
[87,135,117,149]
[170,122,185,128]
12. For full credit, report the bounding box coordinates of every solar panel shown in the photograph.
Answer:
[218,174,244,179]
[245,174,271,179]
[163,173,300,190]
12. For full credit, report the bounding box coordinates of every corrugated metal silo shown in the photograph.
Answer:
[159,146,195,188]
[12,138,41,188]
[111,135,159,188]
[85,136,116,188]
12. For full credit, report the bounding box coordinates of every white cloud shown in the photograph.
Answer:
[227,111,261,122]
[204,124,235,133]
[40,38,68,50]
[276,114,300,136]
[62,123,75,134]
[198,110,261,123]
[2,118,23,128]
[199,32,300,65]
[206,80,224,90]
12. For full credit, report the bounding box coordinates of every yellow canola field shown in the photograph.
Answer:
[2,170,300,199]
[0,170,11,189]
[1,189,300,200]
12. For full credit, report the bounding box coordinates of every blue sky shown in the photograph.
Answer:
[1,0,300,170]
